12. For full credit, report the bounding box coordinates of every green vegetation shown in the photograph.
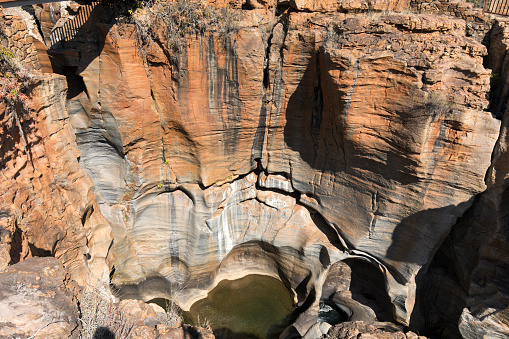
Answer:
[1,33,32,162]
[164,158,172,170]
[0,45,30,109]
[0,46,14,63]
[102,0,146,23]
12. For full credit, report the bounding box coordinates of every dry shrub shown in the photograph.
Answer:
[156,298,183,328]
[0,46,31,110]
[133,0,239,50]
[78,284,134,339]
[425,91,453,115]
[78,284,184,339]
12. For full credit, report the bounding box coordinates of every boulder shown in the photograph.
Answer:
[0,257,79,338]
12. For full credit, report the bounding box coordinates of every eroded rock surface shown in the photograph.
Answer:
[28,0,501,328]
[324,321,426,339]
[52,8,500,332]
[0,73,113,286]
[0,257,79,338]
[1,0,509,337]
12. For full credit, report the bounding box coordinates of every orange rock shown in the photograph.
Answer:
[63,9,499,328]
[1,2,507,337]
[0,74,113,286]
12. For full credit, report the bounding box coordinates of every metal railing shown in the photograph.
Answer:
[484,0,509,15]
[49,2,98,47]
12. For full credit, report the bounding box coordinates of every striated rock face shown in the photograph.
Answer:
[52,5,499,329]
[2,0,509,337]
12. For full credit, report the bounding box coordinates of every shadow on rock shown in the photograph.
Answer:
[93,327,115,339]
[386,200,473,270]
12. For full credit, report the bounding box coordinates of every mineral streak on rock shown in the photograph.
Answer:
[1,0,509,337]
[64,8,499,327]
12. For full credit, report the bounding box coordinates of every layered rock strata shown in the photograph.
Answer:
[1,1,508,337]
[57,5,499,332]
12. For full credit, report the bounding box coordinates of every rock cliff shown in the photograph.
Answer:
[1,0,509,338]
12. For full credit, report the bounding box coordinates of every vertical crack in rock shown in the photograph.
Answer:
[311,49,324,170]
[207,35,241,157]
[224,36,241,157]
[265,18,289,163]
[250,20,275,165]
[343,58,361,119]
[369,190,378,239]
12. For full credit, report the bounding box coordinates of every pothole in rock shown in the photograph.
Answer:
[318,301,349,326]
[183,274,295,339]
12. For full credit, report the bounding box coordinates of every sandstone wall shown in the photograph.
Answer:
[0,9,41,71]
[49,5,499,329]
[411,0,493,43]
[0,74,113,286]
[1,0,509,337]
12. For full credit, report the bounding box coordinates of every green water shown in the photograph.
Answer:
[185,275,295,339]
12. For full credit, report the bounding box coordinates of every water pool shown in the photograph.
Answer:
[185,274,295,339]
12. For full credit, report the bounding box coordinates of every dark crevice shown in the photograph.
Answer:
[96,138,125,160]
[275,3,292,16]
[407,194,483,337]
[28,243,52,257]
[342,258,395,323]
[482,23,505,119]
[307,209,345,251]
[255,179,300,200]
[60,66,87,100]
[9,226,23,265]
[81,205,94,226]
[241,2,255,10]
[262,24,274,89]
